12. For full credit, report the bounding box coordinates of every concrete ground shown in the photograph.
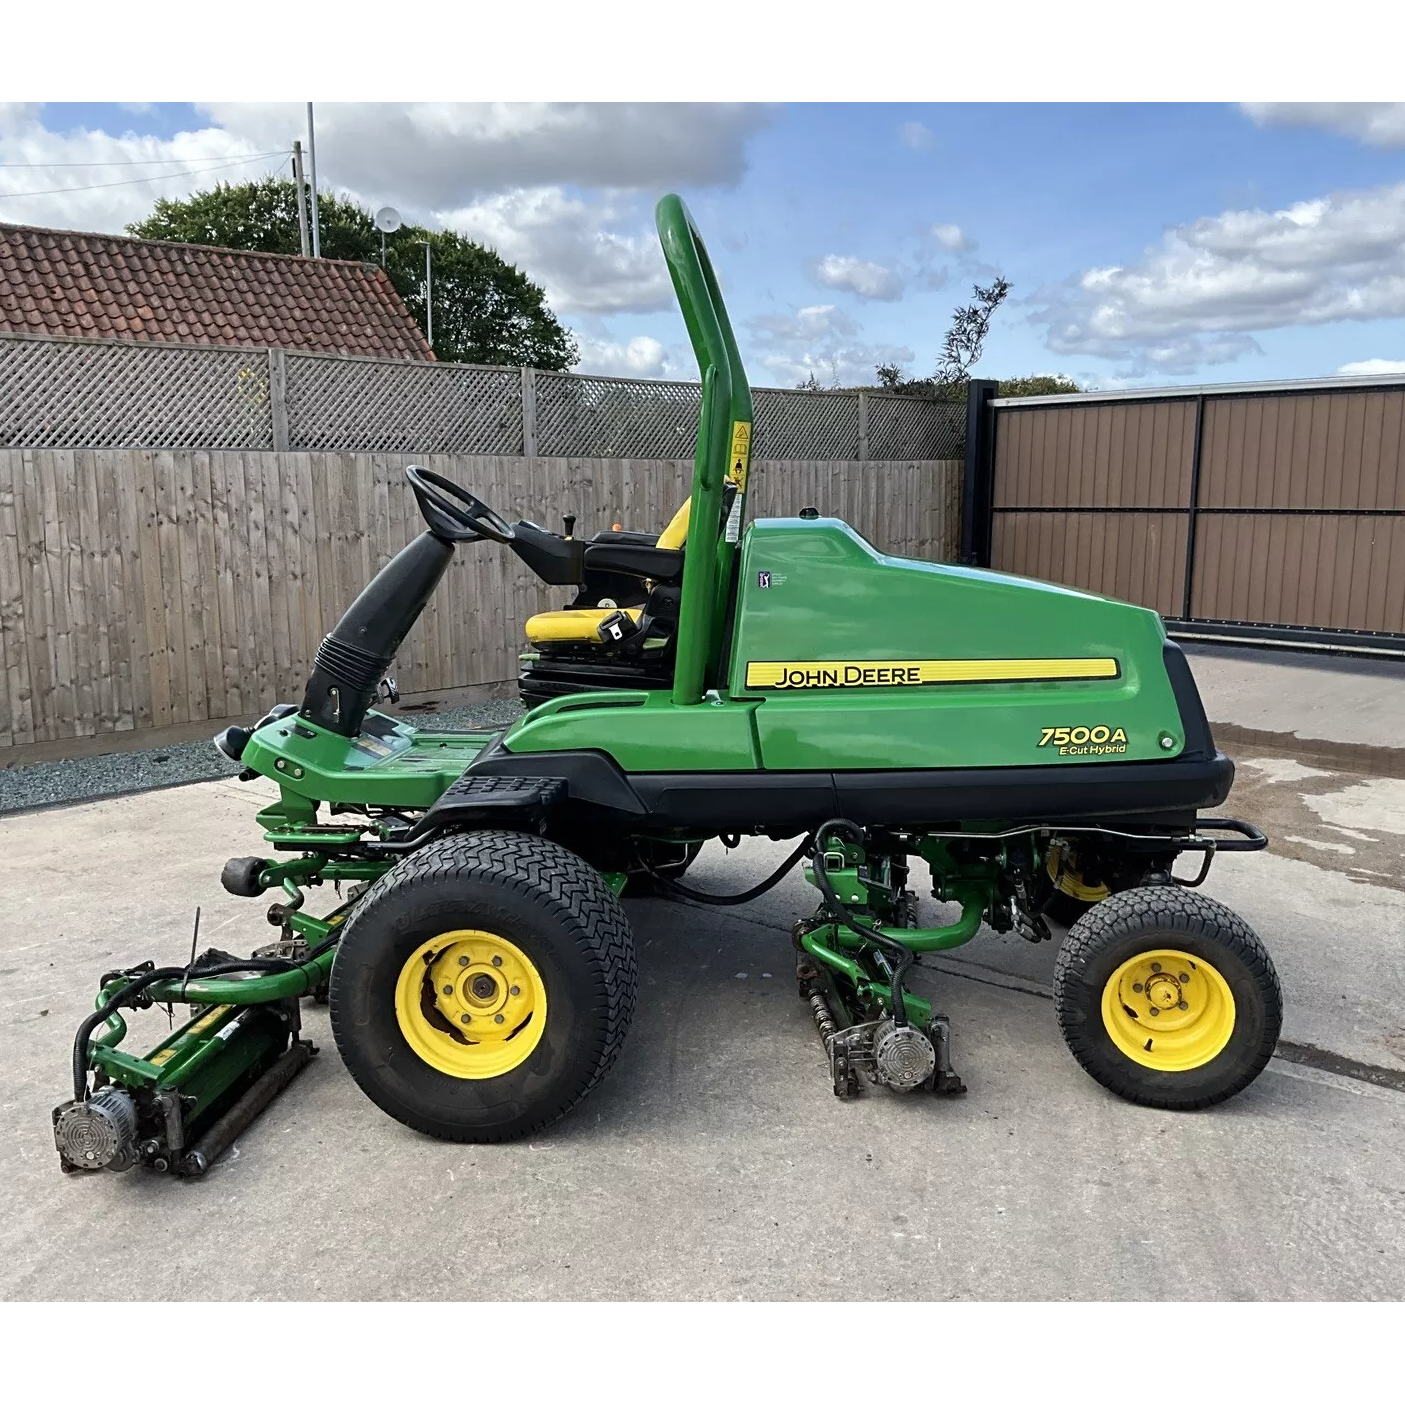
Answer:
[1,645,1403,1300]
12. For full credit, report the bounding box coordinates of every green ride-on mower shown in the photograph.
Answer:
[53,196,1281,1177]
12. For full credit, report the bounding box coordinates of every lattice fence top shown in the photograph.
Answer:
[536,371,700,458]
[0,335,272,450]
[755,387,860,459]
[0,332,965,461]
[868,393,965,461]
[286,353,522,454]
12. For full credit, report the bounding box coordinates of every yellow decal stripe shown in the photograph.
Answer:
[149,1005,233,1065]
[744,658,1120,689]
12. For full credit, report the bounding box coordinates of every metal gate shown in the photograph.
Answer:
[962,374,1405,655]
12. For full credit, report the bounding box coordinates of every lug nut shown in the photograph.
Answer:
[1150,962,1161,972]
[494,1014,505,1024]
[1179,973,1190,984]
[442,984,454,995]
[459,956,469,967]
[491,955,503,967]
[1178,1000,1189,1010]
[509,985,521,996]
[1132,982,1143,992]
[1149,1008,1160,1016]
[460,1014,471,1025]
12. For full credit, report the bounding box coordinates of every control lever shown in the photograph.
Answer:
[562,514,576,540]
[378,675,400,705]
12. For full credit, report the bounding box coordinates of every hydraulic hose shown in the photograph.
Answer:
[637,835,812,906]
[810,819,915,1027]
[72,966,185,1101]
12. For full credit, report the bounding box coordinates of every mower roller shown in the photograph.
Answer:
[53,195,1282,1176]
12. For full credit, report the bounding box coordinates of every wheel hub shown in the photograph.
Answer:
[394,930,547,1079]
[1145,972,1182,1009]
[1100,948,1236,1072]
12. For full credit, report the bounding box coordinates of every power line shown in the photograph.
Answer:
[0,152,289,200]
[0,149,285,169]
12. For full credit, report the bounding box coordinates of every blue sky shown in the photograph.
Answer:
[4,101,1404,388]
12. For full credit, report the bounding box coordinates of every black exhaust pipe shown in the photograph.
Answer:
[300,530,452,737]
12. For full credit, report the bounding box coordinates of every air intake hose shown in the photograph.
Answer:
[301,530,453,736]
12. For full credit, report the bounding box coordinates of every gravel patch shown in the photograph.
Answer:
[0,698,524,815]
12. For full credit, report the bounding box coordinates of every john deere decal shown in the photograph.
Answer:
[744,658,1120,689]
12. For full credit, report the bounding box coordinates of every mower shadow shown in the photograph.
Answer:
[548,893,1058,1141]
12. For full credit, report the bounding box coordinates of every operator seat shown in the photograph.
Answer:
[523,497,690,647]
[517,497,696,709]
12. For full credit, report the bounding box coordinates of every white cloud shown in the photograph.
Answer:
[439,187,671,315]
[1338,358,1405,376]
[1032,179,1405,374]
[809,253,903,301]
[1242,102,1405,148]
[745,303,913,387]
[930,222,970,252]
[899,121,936,151]
[201,101,773,207]
[0,103,272,233]
[575,335,672,378]
[0,102,770,321]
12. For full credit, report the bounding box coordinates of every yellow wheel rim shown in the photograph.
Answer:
[1046,849,1110,903]
[394,930,547,1080]
[1101,947,1236,1072]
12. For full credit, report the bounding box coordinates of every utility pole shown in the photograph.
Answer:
[422,240,433,350]
[291,141,310,257]
[305,102,321,258]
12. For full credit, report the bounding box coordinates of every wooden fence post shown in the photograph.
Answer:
[268,348,290,452]
[520,366,537,457]
[857,391,870,463]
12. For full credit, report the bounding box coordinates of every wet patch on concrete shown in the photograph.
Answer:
[1211,722,1405,781]
[1221,751,1405,895]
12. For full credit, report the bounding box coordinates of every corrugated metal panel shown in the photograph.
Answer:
[993,401,1196,508]
[992,511,1188,617]
[1200,389,1405,509]
[1191,514,1405,632]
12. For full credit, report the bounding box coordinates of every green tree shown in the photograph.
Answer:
[997,374,1082,397]
[875,277,1013,399]
[128,177,578,370]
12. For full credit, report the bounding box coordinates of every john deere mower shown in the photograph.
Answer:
[53,196,1281,1176]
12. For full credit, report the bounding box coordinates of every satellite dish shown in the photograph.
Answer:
[375,206,402,233]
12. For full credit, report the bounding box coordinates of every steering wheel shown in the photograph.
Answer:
[406,465,516,544]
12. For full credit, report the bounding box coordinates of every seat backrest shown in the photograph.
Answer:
[656,499,690,551]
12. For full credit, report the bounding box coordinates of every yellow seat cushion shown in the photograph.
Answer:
[524,606,643,646]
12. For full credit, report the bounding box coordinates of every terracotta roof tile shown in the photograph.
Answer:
[0,221,433,360]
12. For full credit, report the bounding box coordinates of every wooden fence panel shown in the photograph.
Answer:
[0,451,961,753]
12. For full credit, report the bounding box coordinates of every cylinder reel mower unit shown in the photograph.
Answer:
[54,194,1283,1177]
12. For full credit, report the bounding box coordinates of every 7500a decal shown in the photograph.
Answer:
[1038,725,1128,756]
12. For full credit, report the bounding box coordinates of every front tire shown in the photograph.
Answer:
[329,830,638,1143]
[1053,888,1281,1110]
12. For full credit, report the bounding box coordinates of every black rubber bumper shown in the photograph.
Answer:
[471,742,1234,832]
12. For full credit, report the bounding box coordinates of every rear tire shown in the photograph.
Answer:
[1053,887,1281,1110]
[329,830,637,1143]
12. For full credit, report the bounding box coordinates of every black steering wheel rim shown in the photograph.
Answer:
[405,465,516,543]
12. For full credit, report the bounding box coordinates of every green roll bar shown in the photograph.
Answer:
[655,194,755,705]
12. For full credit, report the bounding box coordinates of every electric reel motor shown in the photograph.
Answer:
[53,1088,139,1172]
[872,1019,937,1092]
